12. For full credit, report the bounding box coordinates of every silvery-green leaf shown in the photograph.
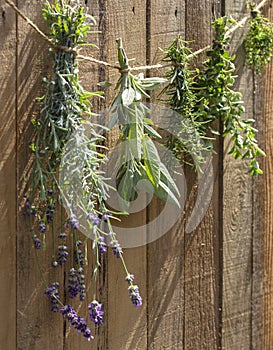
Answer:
[154,181,180,208]
[143,135,160,186]
[122,87,135,106]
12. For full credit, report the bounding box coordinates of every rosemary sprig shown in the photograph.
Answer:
[160,36,210,173]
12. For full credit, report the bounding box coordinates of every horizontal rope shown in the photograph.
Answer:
[4,0,271,72]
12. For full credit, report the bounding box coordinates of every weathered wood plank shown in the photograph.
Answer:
[252,4,273,348]
[0,1,17,349]
[105,1,148,349]
[16,1,64,349]
[64,1,109,349]
[147,1,186,349]
[183,1,221,349]
[222,1,254,349]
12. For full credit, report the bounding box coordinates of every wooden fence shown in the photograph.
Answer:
[0,0,273,349]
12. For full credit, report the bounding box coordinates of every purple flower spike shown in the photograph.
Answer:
[57,245,69,265]
[128,285,142,307]
[87,212,100,226]
[110,240,123,258]
[78,268,86,301]
[88,300,104,326]
[39,221,46,233]
[70,214,80,230]
[125,274,134,284]
[98,236,107,254]
[68,268,79,299]
[45,282,60,312]
[60,305,94,341]
[33,235,41,250]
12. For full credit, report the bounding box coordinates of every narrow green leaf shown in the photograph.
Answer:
[142,135,160,186]
[122,87,135,106]
[154,181,180,208]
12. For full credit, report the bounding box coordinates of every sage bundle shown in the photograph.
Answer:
[108,38,180,208]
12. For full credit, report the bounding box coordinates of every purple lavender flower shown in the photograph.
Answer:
[75,241,85,266]
[60,304,93,341]
[87,212,100,226]
[45,282,60,312]
[57,245,68,265]
[47,189,53,196]
[46,191,55,224]
[33,235,41,250]
[88,300,104,326]
[125,274,134,284]
[68,268,80,298]
[24,196,30,208]
[110,239,123,258]
[58,232,67,239]
[76,240,82,247]
[128,285,142,307]
[39,221,46,233]
[78,267,86,301]
[98,236,107,254]
[70,214,80,230]
[102,212,113,221]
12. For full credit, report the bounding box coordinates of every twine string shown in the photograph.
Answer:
[4,0,271,72]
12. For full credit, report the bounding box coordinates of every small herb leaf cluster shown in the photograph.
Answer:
[193,17,265,175]
[244,5,273,74]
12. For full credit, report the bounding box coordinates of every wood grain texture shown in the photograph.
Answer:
[0,1,17,349]
[104,1,148,349]
[184,1,221,349]
[147,1,186,349]
[222,1,254,349]
[16,1,64,349]
[252,3,273,348]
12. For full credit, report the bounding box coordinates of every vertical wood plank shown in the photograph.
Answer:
[147,1,186,349]
[0,1,17,349]
[64,1,109,349]
[252,3,273,348]
[104,1,148,349]
[184,1,221,349]
[16,1,63,349]
[222,1,253,349]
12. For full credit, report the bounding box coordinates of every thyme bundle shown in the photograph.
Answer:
[193,17,265,175]
[244,3,273,73]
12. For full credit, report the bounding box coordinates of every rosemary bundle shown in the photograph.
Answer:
[160,36,210,172]
[108,38,180,208]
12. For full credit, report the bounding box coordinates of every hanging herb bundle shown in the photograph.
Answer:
[25,0,142,342]
[108,38,180,208]
[244,3,273,73]
[193,16,265,175]
[160,36,210,172]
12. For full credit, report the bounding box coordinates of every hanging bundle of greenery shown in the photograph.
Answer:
[160,36,210,173]
[193,16,265,175]
[245,2,273,73]
[26,0,142,342]
[17,0,272,342]
[108,38,180,208]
